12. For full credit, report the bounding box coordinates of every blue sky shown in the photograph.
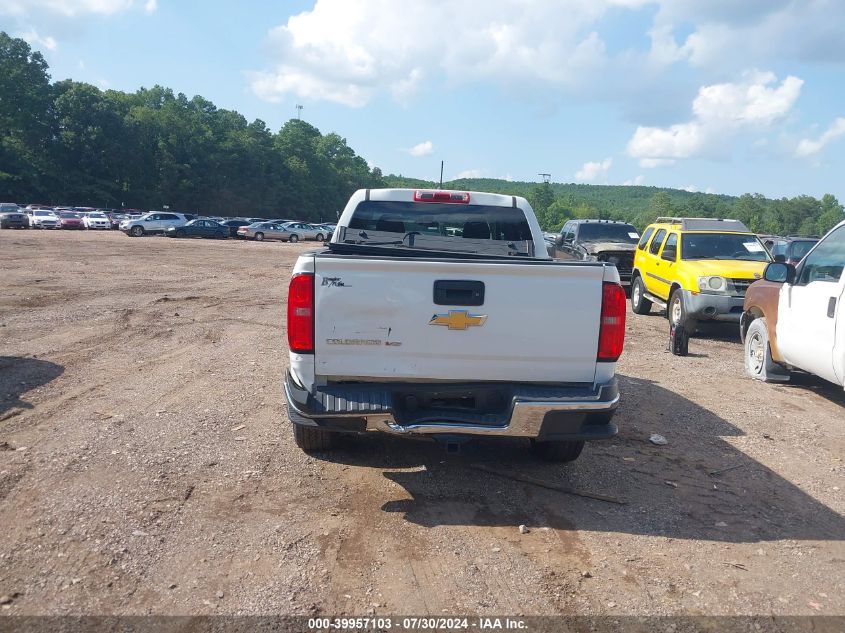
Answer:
[4,0,845,201]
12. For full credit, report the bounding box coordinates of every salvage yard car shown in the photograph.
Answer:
[120,212,187,236]
[0,204,26,229]
[28,209,60,229]
[238,222,290,241]
[631,217,771,334]
[284,188,626,462]
[57,212,84,230]
[281,222,329,242]
[165,219,229,239]
[741,220,845,387]
[553,219,639,287]
[83,211,111,230]
[769,236,819,266]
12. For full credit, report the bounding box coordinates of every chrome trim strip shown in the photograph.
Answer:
[645,271,671,285]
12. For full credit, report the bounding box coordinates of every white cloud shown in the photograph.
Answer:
[248,0,843,110]
[671,3,845,69]
[622,175,645,186]
[17,27,56,50]
[250,0,633,106]
[628,71,802,165]
[683,184,698,192]
[454,169,484,180]
[143,0,156,13]
[639,158,675,168]
[406,141,433,157]
[691,71,803,125]
[575,158,612,182]
[795,117,845,158]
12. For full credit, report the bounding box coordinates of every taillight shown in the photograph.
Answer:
[597,282,626,362]
[287,273,314,354]
[413,190,470,204]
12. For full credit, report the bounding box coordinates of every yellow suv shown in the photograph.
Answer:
[631,217,772,333]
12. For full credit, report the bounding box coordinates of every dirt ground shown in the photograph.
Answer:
[0,229,843,618]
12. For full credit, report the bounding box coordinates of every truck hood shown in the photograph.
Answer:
[583,242,637,255]
[682,259,768,278]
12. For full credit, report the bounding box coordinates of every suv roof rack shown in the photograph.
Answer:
[575,219,630,224]
[655,217,750,232]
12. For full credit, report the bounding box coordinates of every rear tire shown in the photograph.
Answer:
[289,234,299,243]
[316,233,325,242]
[175,229,186,238]
[744,317,789,382]
[530,440,584,462]
[254,232,264,241]
[631,276,652,315]
[293,424,336,451]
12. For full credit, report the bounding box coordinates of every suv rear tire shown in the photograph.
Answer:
[631,276,652,314]
[530,440,584,462]
[130,225,144,237]
[293,424,336,451]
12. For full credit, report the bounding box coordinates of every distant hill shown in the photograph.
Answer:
[383,175,843,235]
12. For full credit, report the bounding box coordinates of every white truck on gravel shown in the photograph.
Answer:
[284,188,626,461]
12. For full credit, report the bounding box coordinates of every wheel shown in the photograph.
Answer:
[254,232,264,241]
[289,234,299,243]
[668,288,697,335]
[315,233,325,242]
[293,424,336,451]
[631,276,652,315]
[175,229,186,238]
[530,440,584,462]
[130,225,144,237]
[744,318,789,382]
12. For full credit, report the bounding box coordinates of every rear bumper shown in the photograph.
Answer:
[284,372,619,441]
[683,290,745,322]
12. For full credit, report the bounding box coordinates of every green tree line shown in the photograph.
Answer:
[0,32,383,220]
[386,175,844,237]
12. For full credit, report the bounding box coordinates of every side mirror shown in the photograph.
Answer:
[554,235,563,247]
[773,254,786,263]
[763,262,796,284]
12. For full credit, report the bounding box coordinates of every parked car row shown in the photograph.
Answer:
[118,211,337,242]
[0,204,128,230]
[0,202,337,242]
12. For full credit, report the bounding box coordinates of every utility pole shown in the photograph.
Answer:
[539,173,551,184]
[296,104,303,120]
[439,161,444,189]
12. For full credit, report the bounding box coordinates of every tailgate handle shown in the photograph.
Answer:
[433,280,485,306]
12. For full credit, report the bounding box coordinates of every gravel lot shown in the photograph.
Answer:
[1,230,843,617]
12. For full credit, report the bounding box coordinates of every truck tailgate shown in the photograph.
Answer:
[312,254,604,384]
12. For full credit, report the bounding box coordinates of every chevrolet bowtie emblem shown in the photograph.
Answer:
[430,310,487,330]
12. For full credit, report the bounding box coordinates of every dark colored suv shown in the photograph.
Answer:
[553,219,640,285]
[769,236,819,266]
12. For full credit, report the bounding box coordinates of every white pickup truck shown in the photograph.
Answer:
[284,188,626,461]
